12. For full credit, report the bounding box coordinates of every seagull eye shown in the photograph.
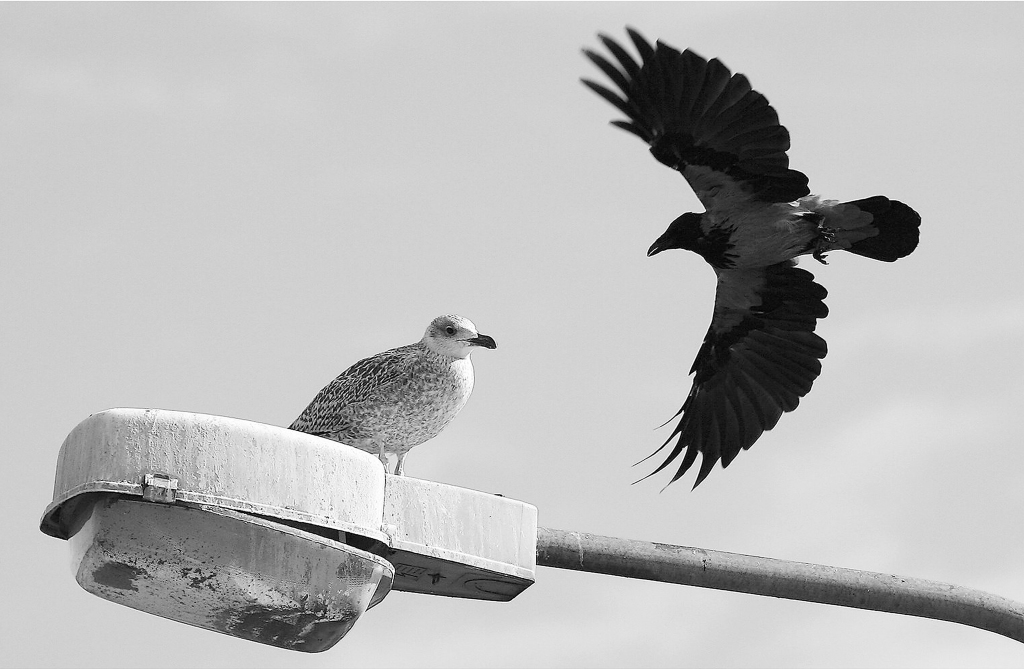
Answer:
[444,326,456,336]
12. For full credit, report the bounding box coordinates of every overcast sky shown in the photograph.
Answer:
[4,2,1024,668]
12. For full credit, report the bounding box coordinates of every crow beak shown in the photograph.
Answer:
[647,239,667,257]
[466,334,497,349]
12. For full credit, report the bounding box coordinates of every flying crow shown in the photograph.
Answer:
[583,29,920,488]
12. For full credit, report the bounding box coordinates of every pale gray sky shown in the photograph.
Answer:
[4,2,1024,667]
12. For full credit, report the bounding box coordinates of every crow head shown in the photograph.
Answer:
[648,212,703,256]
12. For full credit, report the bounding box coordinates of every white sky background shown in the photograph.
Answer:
[3,2,1024,667]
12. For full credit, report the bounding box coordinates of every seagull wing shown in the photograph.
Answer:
[582,28,810,209]
[645,262,828,488]
[289,344,419,437]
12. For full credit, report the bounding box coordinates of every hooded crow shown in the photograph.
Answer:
[583,28,920,488]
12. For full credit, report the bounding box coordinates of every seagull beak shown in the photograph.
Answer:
[465,334,497,349]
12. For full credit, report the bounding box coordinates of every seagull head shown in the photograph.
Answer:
[422,314,497,359]
[648,212,703,256]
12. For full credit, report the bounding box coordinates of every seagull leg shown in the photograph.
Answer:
[376,443,389,471]
[394,452,407,476]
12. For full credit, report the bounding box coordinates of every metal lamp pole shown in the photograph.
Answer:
[536,528,1024,644]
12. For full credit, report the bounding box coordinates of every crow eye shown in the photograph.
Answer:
[445,326,456,336]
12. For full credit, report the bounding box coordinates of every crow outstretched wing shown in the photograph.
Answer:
[582,28,810,210]
[644,262,828,488]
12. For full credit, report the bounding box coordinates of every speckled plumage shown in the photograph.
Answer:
[288,315,496,475]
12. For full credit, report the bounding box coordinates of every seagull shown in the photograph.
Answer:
[289,314,496,475]
[583,28,920,488]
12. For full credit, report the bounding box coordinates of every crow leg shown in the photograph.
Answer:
[813,220,837,264]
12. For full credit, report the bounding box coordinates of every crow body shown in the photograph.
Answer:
[584,29,921,488]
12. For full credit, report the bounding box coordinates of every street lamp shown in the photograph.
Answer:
[41,408,1024,652]
[40,408,536,651]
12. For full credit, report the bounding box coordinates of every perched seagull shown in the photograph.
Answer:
[583,29,920,488]
[289,314,496,475]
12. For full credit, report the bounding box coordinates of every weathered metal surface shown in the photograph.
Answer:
[41,407,538,628]
[41,408,388,542]
[69,495,393,652]
[383,475,536,600]
[536,527,1024,645]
